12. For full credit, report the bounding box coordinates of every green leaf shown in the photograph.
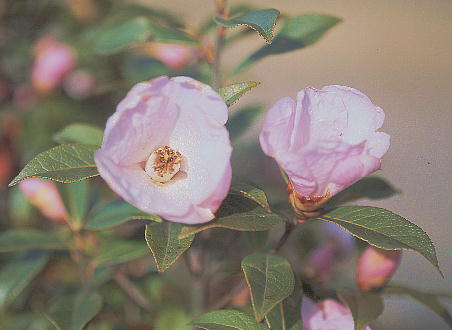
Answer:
[337,288,383,330]
[93,17,152,54]
[191,309,268,330]
[145,222,194,272]
[150,24,198,46]
[219,82,261,106]
[54,123,103,145]
[85,199,162,230]
[45,291,102,330]
[384,285,452,327]
[328,176,399,207]
[316,206,442,275]
[234,14,341,74]
[226,106,264,142]
[265,281,302,330]
[93,240,149,268]
[9,144,99,186]
[0,253,49,307]
[59,180,90,226]
[214,9,280,43]
[178,186,283,239]
[0,230,67,252]
[242,253,295,322]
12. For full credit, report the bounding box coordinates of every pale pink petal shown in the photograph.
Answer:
[302,298,372,330]
[259,97,296,157]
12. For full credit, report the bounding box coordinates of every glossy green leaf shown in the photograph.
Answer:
[59,180,90,226]
[317,206,442,275]
[226,106,264,142]
[219,82,261,106]
[191,309,268,330]
[242,253,295,322]
[46,291,102,330]
[0,253,49,307]
[234,14,341,74]
[93,240,149,268]
[214,9,280,43]
[54,123,103,145]
[85,199,162,230]
[9,144,99,186]
[150,24,198,46]
[145,222,194,272]
[338,288,383,330]
[0,230,67,252]
[328,176,399,207]
[93,17,152,54]
[178,186,283,239]
[384,285,452,327]
[265,281,302,330]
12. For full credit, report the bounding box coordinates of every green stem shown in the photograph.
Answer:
[212,0,228,89]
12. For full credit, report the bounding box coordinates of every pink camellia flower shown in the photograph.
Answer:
[302,298,371,330]
[31,36,76,94]
[259,85,390,215]
[95,76,232,224]
[356,246,401,291]
[143,43,200,70]
[19,179,68,223]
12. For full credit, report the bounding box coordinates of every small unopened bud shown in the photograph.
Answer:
[356,246,401,291]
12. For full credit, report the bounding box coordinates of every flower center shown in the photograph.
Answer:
[145,146,182,183]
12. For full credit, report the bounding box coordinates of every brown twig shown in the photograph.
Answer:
[271,221,296,254]
[114,271,152,312]
[212,0,229,89]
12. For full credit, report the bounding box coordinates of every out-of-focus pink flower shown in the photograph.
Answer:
[19,179,68,223]
[63,70,96,100]
[0,148,13,187]
[356,246,401,291]
[31,36,76,94]
[302,298,371,330]
[260,86,390,213]
[144,43,200,70]
[305,223,355,281]
[95,76,232,224]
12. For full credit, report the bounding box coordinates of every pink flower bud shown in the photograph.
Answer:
[19,179,68,223]
[356,246,401,291]
[31,37,76,94]
[302,298,371,330]
[260,86,390,215]
[63,70,96,100]
[95,76,232,224]
[144,43,200,70]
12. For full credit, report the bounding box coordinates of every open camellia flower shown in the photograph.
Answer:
[95,76,232,224]
[302,298,371,330]
[260,85,390,215]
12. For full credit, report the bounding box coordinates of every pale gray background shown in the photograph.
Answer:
[144,0,451,328]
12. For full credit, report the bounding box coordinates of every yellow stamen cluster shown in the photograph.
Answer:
[145,146,182,183]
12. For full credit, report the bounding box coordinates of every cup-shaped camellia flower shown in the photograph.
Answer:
[95,76,232,224]
[31,36,76,94]
[302,298,371,330]
[356,246,401,291]
[260,85,390,215]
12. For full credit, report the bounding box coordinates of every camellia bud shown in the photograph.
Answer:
[356,246,401,291]
[19,178,68,223]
